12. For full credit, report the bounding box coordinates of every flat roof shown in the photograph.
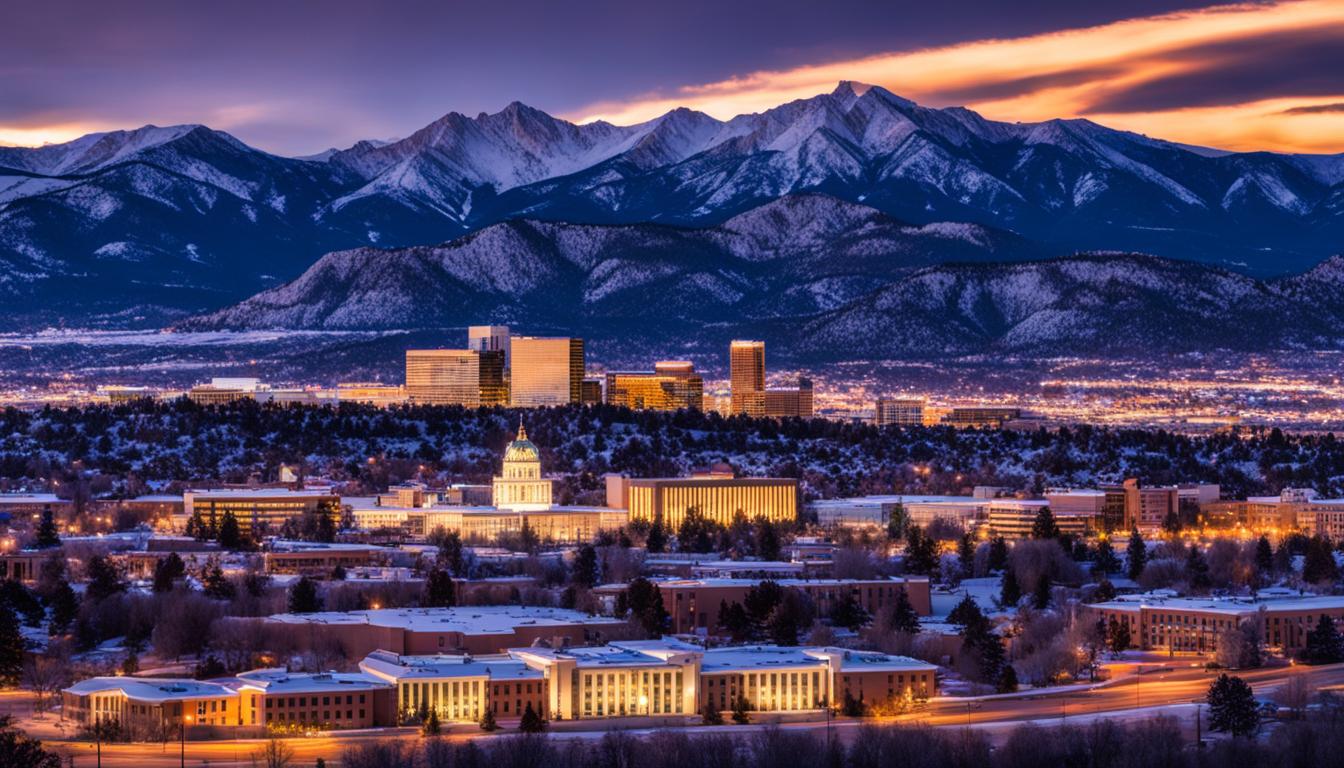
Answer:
[604,577,924,590]
[362,652,541,681]
[65,677,234,702]
[266,605,623,634]
[811,495,978,506]
[224,669,391,694]
[1091,594,1344,615]
[186,489,336,499]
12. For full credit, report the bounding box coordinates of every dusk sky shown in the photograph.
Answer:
[4,0,1344,155]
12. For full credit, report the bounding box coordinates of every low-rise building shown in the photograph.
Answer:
[226,669,396,730]
[181,488,339,539]
[62,677,239,733]
[608,471,798,529]
[263,541,387,576]
[1084,594,1344,653]
[699,645,935,713]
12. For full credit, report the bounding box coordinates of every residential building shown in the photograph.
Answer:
[729,340,765,417]
[606,361,703,412]
[510,336,584,407]
[875,398,925,427]
[607,470,798,529]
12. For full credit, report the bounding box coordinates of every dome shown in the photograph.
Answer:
[503,422,540,463]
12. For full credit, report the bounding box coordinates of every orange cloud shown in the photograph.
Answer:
[569,0,1344,154]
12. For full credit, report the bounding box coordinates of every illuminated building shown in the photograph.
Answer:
[336,382,408,407]
[580,377,603,405]
[938,406,1021,428]
[605,361,703,411]
[492,422,553,510]
[510,336,584,407]
[764,377,813,419]
[468,325,511,369]
[875,397,925,426]
[987,499,1095,539]
[1296,497,1344,539]
[1121,478,1179,531]
[607,468,798,529]
[181,488,338,538]
[262,541,386,576]
[1085,594,1344,653]
[405,349,505,407]
[729,340,765,417]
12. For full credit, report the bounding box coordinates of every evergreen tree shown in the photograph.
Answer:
[423,568,456,608]
[84,555,125,602]
[1031,575,1052,609]
[312,500,339,543]
[1126,528,1147,581]
[731,695,750,724]
[623,577,669,636]
[701,702,724,725]
[755,517,782,561]
[645,515,667,554]
[47,580,78,636]
[1207,674,1259,737]
[1092,539,1120,575]
[677,507,722,553]
[1161,510,1183,537]
[33,506,60,549]
[1000,570,1021,607]
[479,707,498,731]
[1091,578,1117,602]
[997,664,1019,694]
[1303,614,1343,664]
[421,708,441,735]
[287,576,322,614]
[201,559,235,600]
[947,595,985,628]
[957,535,975,577]
[0,714,61,768]
[185,510,209,541]
[1254,535,1274,576]
[1185,547,1213,592]
[767,592,809,646]
[571,544,599,588]
[718,600,751,641]
[885,503,906,541]
[828,594,869,631]
[1030,507,1060,540]
[1107,618,1131,653]
[216,510,244,550]
[330,564,347,580]
[903,526,938,575]
[1303,535,1339,584]
[886,589,921,634]
[438,531,465,576]
[518,703,547,732]
[0,605,23,686]
[152,553,186,593]
[987,537,1009,572]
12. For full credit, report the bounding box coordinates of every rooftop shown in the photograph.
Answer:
[186,488,336,499]
[266,605,622,634]
[361,651,542,681]
[64,677,234,702]
[225,669,391,694]
[1091,593,1344,615]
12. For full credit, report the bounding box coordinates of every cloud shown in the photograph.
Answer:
[567,0,1344,153]
[1281,102,1344,115]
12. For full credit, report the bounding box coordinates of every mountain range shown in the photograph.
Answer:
[3,82,1344,332]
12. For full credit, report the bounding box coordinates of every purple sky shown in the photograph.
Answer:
[3,0,1342,154]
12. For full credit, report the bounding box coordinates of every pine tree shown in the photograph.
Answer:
[1185,547,1213,592]
[1254,535,1274,576]
[1303,615,1343,664]
[201,559,235,600]
[1093,539,1120,575]
[947,595,985,628]
[828,594,869,631]
[997,664,1019,693]
[84,555,125,603]
[1126,528,1147,580]
[731,695,750,724]
[47,580,78,635]
[0,605,23,686]
[479,707,498,731]
[1031,507,1060,540]
[572,544,599,588]
[755,517,782,561]
[422,568,456,608]
[438,531,465,576]
[646,515,667,553]
[1107,617,1131,652]
[1207,674,1259,737]
[216,510,244,550]
[33,506,60,549]
[421,708,441,735]
[701,702,724,725]
[1000,570,1021,607]
[288,576,322,613]
[1303,535,1339,584]
[987,537,1009,572]
[518,703,546,732]
[153,553,186,593]
[957,535,975,577]
[904,526,937,575]
[1031,575,1052,609]
[886,589,921,634]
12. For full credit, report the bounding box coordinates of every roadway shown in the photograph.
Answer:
[38,661,1344,767]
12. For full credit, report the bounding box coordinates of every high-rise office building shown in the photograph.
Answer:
[468,326,511,369]
[875,397,926,426]
[510,337,584,407]
[605,361,704,411]
[405,349,506,407]
[764,377,813,419]
[729,340,765,417]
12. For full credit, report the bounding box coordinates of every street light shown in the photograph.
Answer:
[180,714,192,768]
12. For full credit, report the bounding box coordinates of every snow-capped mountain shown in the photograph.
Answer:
[185,195,1344,361]
[4,82,1344,327]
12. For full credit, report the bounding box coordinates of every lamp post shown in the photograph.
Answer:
[180,714,192,768]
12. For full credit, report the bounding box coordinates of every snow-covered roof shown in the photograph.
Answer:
[701,645,934,674]
[598,576,925,590]
[266,605,622,634]
[224,668,390,694]
[0,493,62,504]
[360,652,540,682]
[185,488,336,499]
[1090,593,1344,616]
[64,677,234,702]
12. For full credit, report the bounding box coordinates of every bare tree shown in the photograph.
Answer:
[251,738,295,768]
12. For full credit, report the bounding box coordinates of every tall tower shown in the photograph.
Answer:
[729,340,765,417]
[510,336,584,407]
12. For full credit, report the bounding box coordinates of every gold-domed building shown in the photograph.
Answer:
[492,422,553,510]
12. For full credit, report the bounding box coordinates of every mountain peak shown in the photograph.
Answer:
[833,81,876,98]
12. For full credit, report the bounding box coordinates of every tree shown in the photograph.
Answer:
[83,555,125,603]
[1161,509,1182,537]
[997,664,1019,693]
[519,703,546,732]
[0,715,60,768]
[718,600,751,641]
[185,509,210,541]
[1031,575,1052,610]
[829,594,869,631]
[201,559,236,600]
[903,526,938,575]
[572,544,599,588]
[841,690,865,717]
[1254,535,1274,576]
[885,503,906,541]
[886,589,921,635]
[1107,617,1131,653]
[677,507,722,553]
[1092,539,1120,575]
[423,568,456,608]
[46,580,78,636]
[252,738,295,768]
[1091,578,1117,602]
[479,707,498,731]
[1185,547,1212,592]
[1207,674,1259,737]
[987,537,1009,572]
[438,531,464,576]
[947,595,985,628]
[755,517,782,561]
[1030,507,1060,540]
[1302,615,1343,665]
[645,515,668,554]
[999,570,1021,607]
[288,576,323,614]
[623,578,668,636]
[1303,535,1338,584]
[731,695,750,724]
[33,506,60,549]
[957,535,976,577]
[768,592,811,646]
[422,708,441,735]
[153,553,186,592]
[701,702,723,725]
[217,510,244,550]
[1126,529,1147,581]
[0,606,24,686]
